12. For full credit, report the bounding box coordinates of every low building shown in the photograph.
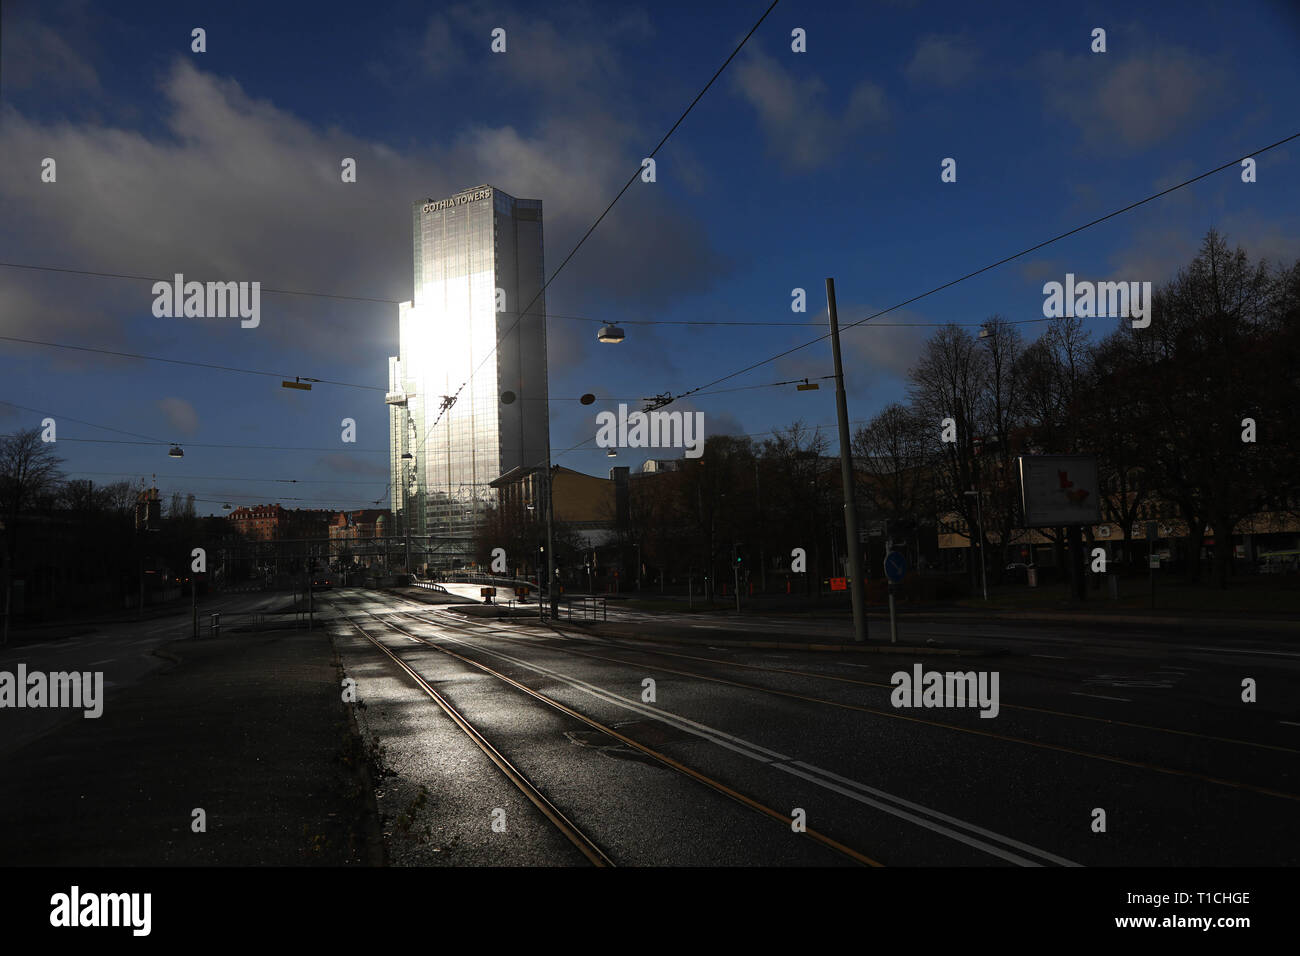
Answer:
[228,504,286,541]
[329,509,392,564]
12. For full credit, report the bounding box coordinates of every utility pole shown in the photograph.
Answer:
[547,465,557,620]
[826,278,868,642]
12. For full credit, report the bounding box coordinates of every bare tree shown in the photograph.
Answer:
[760,422,831,592]
[1082,329,1154,565]
[1117,231,1278,586]
[0,428,65,643]
[907,324,989,587]
[974,316,1032,574]
[852,403,932,569]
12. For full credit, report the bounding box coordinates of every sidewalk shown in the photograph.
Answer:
[615,595,1300,634]
[0,628,381,865]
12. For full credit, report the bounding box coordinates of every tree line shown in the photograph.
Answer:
[547,230,1298,593]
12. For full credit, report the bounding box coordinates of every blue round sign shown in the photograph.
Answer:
[883,551,907,583]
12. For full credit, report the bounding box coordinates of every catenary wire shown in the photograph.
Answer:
[669,130,1300,404]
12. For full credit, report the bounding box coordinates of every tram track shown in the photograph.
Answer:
[349,597,1086,866]
[390,602,1300,805]
[329,595,883,866]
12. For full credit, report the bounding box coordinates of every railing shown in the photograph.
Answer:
[562,596,607,622]
[444,571,539,593]
[207,611,270,636]
[410,580,450,594]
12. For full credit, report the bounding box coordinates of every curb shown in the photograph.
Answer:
[554,623,996,656]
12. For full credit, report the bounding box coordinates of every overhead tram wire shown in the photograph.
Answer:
[0,262,398,306]
[54,437,388,453]
[171,492,386,508]
[410,0,783,455]
[67,470,390,486]
[0,399,170,444]
[0,293,1050,337]
[0,335,385,392]
[0,401,391,454]
[668,129,1300,405]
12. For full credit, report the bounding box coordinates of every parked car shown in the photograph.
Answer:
[1004,562,1035,584]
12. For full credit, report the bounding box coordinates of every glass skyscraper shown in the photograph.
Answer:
[388,185,549,565]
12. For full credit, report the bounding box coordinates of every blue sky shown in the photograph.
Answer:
[2,0,1298,515]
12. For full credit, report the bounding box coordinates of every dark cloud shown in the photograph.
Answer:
[316,453,389,476]
[0,56,729,378]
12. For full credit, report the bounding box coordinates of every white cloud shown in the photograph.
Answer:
[0,58,727,371]
[731,46,888,171]
[420,2,653,101]
[905,35,980,88]
[157,397,199,436]
[5,6,99,93]
[1040,47,1224,150]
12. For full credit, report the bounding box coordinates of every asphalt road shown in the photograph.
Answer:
[323,587,1300,866]
[0,591,293,760]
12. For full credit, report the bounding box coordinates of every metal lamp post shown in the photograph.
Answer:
[964,488,988,601]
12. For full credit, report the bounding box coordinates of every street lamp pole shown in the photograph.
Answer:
[965,488,989,601]
[546,465,556,620]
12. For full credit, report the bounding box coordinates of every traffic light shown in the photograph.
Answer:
[734,543,744,565]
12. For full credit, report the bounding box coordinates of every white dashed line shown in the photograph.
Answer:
[1070,691,1131,703]
[89,659,115,665]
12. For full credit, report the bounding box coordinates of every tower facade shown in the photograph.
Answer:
[388,185,549,565]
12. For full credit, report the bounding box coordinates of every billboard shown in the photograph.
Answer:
[1017,455,1102,527]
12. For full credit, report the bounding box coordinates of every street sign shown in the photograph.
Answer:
[1148,556,1160,569]
[830,577,848,591]
[883,551,907,583]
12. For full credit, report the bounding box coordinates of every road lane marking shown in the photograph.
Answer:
[784,760,1080,868]
[89,659,115,665]
[1071,692,1131,703]
[1185,645,1300,659]
[419,610,1300,800]
[394,598,1300,766]
[389,616,1077,866]
[525,627,1300,756]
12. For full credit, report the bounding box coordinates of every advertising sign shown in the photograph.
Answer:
[1017,455,1102,528]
